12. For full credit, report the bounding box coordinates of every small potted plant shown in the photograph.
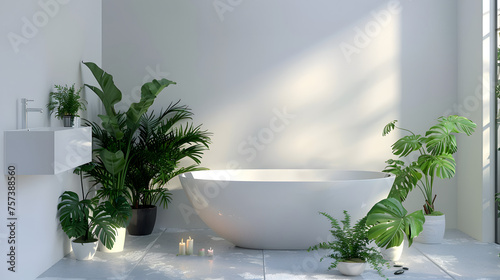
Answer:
[57,167,130,260]
[308,211,389,278]
[382,115,476,243]
[47,84,87,127]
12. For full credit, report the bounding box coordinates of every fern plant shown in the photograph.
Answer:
[382,115,476,215]
[47,84,87,119]
[308,211,389,278]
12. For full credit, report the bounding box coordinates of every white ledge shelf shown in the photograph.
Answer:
[4,127,92,175]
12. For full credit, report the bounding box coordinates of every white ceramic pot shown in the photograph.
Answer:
[337,261,366,276]
[381,240,404,261]
[415,214,445,244]
[99,227,126,253]
[72,240,98,260]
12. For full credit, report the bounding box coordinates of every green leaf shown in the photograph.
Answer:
[383,160,422,202]
[418,154,456,179]
[98,114,124,140]
[105,196,132,228]
[391,135,423,157]
[83,62,122,117]
[382,120,397,136]
[425,115,476,155]
[439,115,476,136]
[92,203,117,250]
[99,149,126,176]
[366,198,425,249]
[126,78,176,130]
[57,191,95,241]
[404,210,426,247]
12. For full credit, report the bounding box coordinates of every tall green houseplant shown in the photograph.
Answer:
[81,62,176,237]
[382,115,476,215]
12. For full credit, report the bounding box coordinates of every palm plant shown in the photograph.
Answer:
[126,102,212,209]
[382,115,476,214]
[308,211,389,278]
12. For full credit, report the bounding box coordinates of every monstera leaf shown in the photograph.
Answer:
[425,115,476,155]
[366,198,425,249]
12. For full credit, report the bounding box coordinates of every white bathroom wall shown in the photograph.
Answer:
[102,0,464,230]
[0,1,102,279]
[456,0,496,243]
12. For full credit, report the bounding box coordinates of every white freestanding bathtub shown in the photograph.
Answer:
[179,169,395,250]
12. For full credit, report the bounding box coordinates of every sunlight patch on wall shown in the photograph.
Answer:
[201,3,403,171]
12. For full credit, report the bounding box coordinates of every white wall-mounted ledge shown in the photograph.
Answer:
[4,127,92,175]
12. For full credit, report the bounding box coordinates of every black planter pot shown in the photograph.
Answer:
[127,205,157,236]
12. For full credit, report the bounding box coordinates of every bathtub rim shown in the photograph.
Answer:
[178,169,396,183]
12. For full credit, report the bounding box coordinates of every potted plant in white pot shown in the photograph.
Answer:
[47,84,87,127]
[57,168,130,260]
[80,61,176,251]
[382,115,476,243]
[124,105,211,235]
[308,211,389,278]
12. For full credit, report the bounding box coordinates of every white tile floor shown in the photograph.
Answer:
[37,229,500,280]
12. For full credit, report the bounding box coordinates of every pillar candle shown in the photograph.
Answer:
[179,238,186,255]
[207,247,213,257]
[198,248,205,256]
[186,236,193,255]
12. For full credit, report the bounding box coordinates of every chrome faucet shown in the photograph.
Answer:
[22,98,43,129]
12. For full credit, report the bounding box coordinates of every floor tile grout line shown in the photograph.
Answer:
[413,245,457,280]
[122,228,167,280]
[262,249,266,280]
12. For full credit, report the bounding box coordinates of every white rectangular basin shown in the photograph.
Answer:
[4,127,92,175]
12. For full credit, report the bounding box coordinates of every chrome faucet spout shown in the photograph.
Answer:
[22,98,44,129]
[27,108,43,113]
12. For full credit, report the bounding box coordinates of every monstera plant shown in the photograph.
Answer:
[382,115,476,215]
[381,115,476,243]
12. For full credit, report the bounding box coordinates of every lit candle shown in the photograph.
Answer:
[198,248,205,256]
[179,239,186,255]
[207,247,213,257]
[186,236,193,255]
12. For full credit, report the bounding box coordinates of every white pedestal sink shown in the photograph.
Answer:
[4,127,92,175]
